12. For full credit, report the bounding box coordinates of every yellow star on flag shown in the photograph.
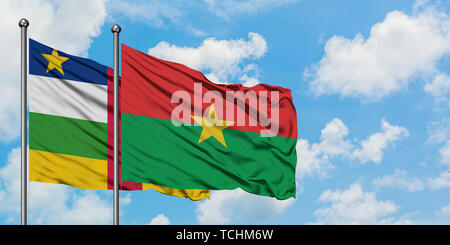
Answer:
[41,49,69,75]
[191,103,234,147]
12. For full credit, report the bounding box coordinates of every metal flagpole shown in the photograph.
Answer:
[111,24,121,226]
[19,18,29,226]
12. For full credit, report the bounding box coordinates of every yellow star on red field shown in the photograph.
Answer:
[41,49,69,75]
[191,104,234,147]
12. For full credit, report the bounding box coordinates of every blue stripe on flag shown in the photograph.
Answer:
[29,39,107,85]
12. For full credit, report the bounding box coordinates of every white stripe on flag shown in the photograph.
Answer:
[29,74,107,123]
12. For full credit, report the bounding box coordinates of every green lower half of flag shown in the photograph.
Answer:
[29,112,107,160]
[121,113,297,200]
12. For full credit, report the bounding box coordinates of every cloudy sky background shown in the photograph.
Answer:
[0,0,449,224]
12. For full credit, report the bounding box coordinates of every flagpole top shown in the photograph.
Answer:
[111,24,121,33]
[18,18,29,28]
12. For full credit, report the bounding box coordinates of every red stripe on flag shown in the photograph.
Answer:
[107,67,143,190]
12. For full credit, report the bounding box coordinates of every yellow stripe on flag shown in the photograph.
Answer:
[29,149,108,189]
[29,149,210,200]
[142,183,210,201]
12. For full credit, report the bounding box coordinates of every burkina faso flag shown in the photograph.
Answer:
[121,44,298,200]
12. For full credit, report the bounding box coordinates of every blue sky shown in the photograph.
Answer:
[1,0,450,225]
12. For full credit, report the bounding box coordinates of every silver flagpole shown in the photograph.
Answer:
[19,18,29,226]
[111,24,121,226]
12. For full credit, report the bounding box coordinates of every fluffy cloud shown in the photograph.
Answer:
[296,118,350,178]
[148,214,171,225]
[45,191,112,225]
[424,72,450,99]
[196,189,295,225]
[428,170,450,190]
[297,118,408,178]
[305,5,450,101]
[427,118,450,144]
[148,32,267,84]
[0,0,107,142]
[318,118,353,157]
[0,148,22,219]
[372,169,424,192]
[352,119,409,164]
[312,184,411,224]
[436,203,450,217]
[0,147,124,224]
[438,140,450,166]
[419,139,450,189]
[203,0,300,20]
[426,122,450,190]
[296,139,333,178]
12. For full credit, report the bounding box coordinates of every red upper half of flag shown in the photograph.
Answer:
[121,44,297,139]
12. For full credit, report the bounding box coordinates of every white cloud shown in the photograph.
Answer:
[305,6,450,101]
[0,147,123,224]
[426,121,450,189]
[425,139,450,188]
[318,118,353,156]
[436,203,450,217]
[376,214,414,225]
[296,118,351,178]
[148,32,267,84]
[372,169,424,192]
[352,119,409,164]
[427,118,450,144]
[239,63,262,87]
[424,72,450,99]
[312,184,410,224]
[428,170,450,190]
[297,118,408,178]
[148,214,171,225]
[49,191,112,225]
[413,0,431,13]
[296,139,333,178]
[438,140,450,166]
[196,189,295,224]
[240,74,261,87]
[0,0,107,142]
[203,0,300,20]
[0,148,22,219]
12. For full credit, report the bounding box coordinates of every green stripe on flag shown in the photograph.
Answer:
[29,112,108,160]
[121,113,297,200]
